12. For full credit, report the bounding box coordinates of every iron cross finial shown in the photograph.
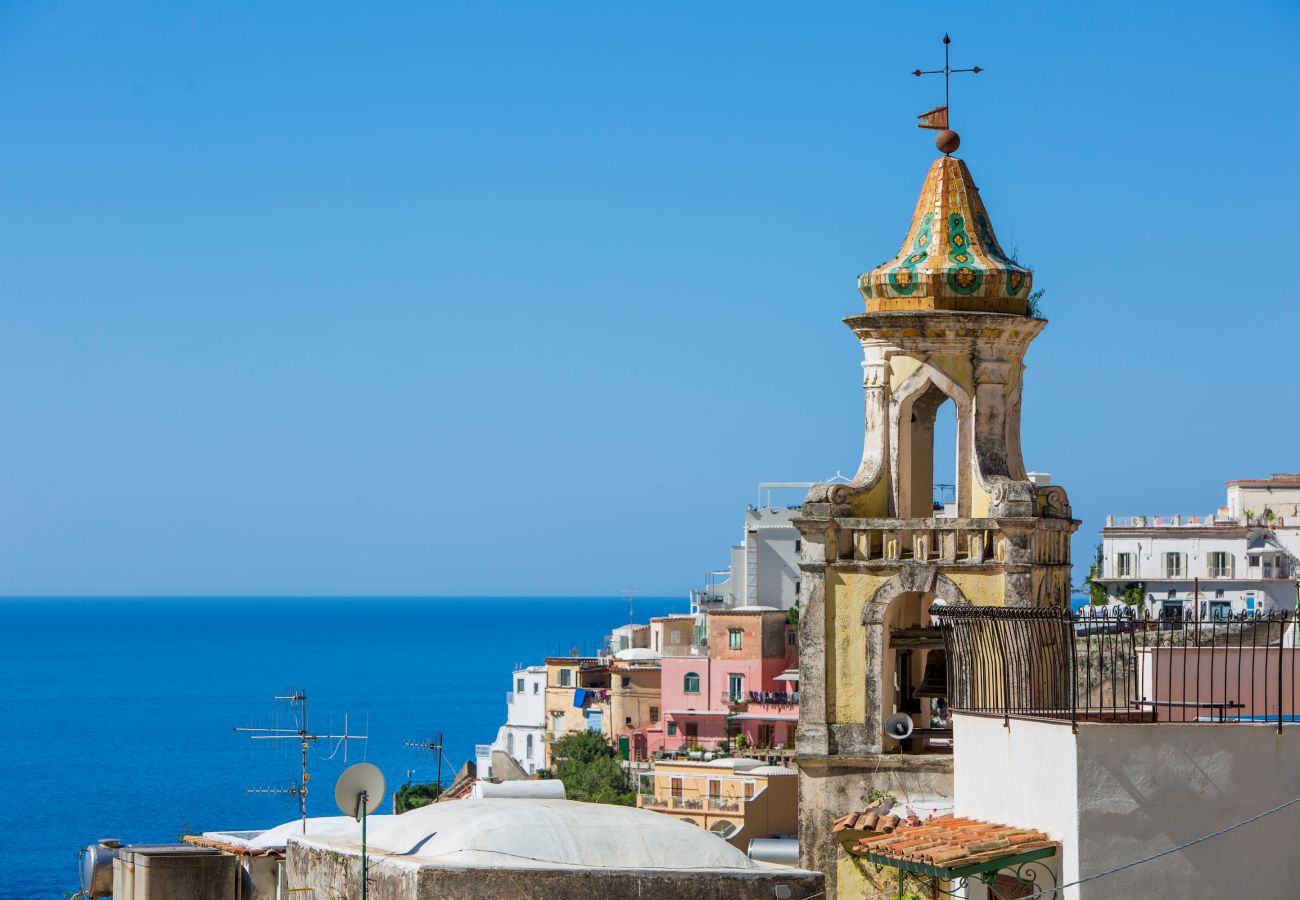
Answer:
[911,33,983,127]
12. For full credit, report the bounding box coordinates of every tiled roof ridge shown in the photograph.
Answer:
[832,810,1057,873]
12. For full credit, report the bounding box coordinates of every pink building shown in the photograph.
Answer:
[661,607,799,752]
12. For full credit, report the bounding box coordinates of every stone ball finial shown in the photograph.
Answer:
[936,129,960,155]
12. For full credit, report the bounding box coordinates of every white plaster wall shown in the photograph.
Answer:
[1073,722,1300,898]
[507,668,546,729]
[954,715,1300,899]
[1102,531,1295,612]
[953,714,1078,890]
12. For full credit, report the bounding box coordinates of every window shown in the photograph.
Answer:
[670,629,682,643]
[649,705,659,723]
[795,579,801,595]
[532,681,539,695]
[516,677,525,693]
[1215,589,1225,599]
[728,673,744,701]
[667,721,677,736]
[795,539,802,554]
[1264,560,1274,578]
[1167,589,1177,599]
[507,733,515,754]
[525,734,534,757]
[550,711,564,732]
[683,672,701,694]
[1211,601,1231,621]
[787,628,797,646]
[728,629,743,650]
[559,669,572,687]
[1115,552,1134,578]
[1163,552,1184,577]
[1249,555,1261,567]
[621,676,632,689]
[1207,552,1232,578]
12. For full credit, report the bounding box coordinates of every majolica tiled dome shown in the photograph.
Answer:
[859,156,1032,314]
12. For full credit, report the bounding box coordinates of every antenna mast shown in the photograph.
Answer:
[403,733,446,802]
[235,689,369,833]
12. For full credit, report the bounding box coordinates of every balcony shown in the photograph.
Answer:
[720,690,800,708]
[831,517,1069,568]
[639,795,745,814]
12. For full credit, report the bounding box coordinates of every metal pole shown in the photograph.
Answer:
[436,733,443,801]
[361,793,368,900]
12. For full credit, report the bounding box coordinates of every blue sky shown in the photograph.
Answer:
[1,1,1297,596]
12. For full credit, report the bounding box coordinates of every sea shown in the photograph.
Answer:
[0,596,685,898]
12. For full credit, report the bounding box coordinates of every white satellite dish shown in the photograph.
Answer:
[335,762,386,821]
[335,763,386,900]
[884,713,914,741]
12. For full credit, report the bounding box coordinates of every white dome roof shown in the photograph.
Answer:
[299,798,758,871]
[746,765,798,776]
[615,648,660,661]
[703,757,763,770]
[728,605,781,612]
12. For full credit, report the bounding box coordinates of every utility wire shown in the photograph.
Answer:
[800,793,1300,900]
[1016,793,1300,899]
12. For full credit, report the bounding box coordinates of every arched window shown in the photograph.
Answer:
[683,672,700,694]
[525,734,534,757]
[506,733,515,755]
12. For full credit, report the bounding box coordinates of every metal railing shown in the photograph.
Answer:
[640,794,745,813]
[932,605,1300,733]
[719,691,800,706]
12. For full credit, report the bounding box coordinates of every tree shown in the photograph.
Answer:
[1083,542,1108,605]
[547,731,635,806]
[395,782,442,813]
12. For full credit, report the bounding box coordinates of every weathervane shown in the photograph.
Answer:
[912,34,982,155]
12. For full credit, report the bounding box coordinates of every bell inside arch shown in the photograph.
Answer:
[912,648,948,699]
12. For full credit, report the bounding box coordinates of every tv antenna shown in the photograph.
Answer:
[623,589,638,625]
[235,689,369,833]
[403,733,445,801]
[335,763,386,900]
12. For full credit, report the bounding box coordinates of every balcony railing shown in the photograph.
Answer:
[660,645,708,658]
[641,795,745,813]
[720,691,800,707]
[834,518,1071,566]
[934,605,1300,732]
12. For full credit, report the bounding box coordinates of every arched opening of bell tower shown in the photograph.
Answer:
[891,369,973,519]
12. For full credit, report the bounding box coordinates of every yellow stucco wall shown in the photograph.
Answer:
[824,568,1009,725]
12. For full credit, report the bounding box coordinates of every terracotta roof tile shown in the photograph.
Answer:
[843,814,1054,871]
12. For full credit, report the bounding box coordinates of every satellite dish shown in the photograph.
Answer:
[335,763,386,821]
[884,713,914,741]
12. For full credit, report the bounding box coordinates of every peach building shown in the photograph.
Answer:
[637,757,798,848]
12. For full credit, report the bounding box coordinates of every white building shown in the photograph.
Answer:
[1099,474,1300,617]
[691,484,807,614]
[484,664,547,776]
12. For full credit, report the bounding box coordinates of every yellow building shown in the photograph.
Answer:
[793,135,1078,897]
[542,656,609,766]
[601,649,663,760]
[637,757,798,849]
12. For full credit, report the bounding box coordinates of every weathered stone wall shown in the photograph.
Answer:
[798,756,953,900]
[286,844,824,900]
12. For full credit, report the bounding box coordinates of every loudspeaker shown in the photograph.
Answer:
[884,713,914,741]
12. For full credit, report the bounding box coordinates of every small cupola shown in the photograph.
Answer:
[858,156,1032,315]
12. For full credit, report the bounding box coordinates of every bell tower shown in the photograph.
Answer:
[793,136,1079,894]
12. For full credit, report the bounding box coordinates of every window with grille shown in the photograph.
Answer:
[728,629,743,650]
[683,672,700,694]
